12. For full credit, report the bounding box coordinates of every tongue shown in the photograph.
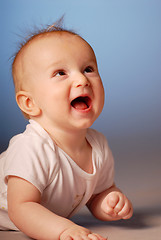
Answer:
[72,101,88,110]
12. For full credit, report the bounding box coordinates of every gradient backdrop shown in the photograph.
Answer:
[0,0,161,208]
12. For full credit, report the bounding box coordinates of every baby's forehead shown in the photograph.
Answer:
[23,31,88,53]
[19,31,95,66]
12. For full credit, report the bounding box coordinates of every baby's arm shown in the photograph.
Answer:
[7,176,106,240]
[87,184,133,221]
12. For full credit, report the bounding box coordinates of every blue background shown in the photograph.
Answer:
[0,0,161,204]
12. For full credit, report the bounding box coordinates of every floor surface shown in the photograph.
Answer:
[0,206,161,240]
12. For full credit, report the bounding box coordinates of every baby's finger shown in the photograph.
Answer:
[88,234,99,240]
[114,194,125,213]
[122,205,133,219]
[63,237,73,240]
[88,233,107,240]
[101,198,114,215]
[108,193,120,208]
[93,233,107,240]
[102,204,115,215]
[118,200,132,218]
[74,236,88,240]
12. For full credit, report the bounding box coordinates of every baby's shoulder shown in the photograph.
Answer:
[0,124,60,188]
[1,123,59,172]
[87,128,109,153]
[5,130,53,155]
[87,128,107,144]
[6,121,56,155]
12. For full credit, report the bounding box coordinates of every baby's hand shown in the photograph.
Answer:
[101,191,133,221]
[60,225,107,240]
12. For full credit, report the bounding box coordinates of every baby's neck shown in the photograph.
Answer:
[50,127,93,174]
[50,127,88,156]
[32,118,93,173]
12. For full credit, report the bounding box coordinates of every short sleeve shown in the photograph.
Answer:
[93,133,115,194]
[3,134,59,194]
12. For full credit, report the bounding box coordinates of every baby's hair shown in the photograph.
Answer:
[12,16,78,119]
[14,16,76,53]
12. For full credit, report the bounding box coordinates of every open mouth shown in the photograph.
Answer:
[71,96,91,110]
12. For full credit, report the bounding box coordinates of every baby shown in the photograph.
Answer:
[0,21,133,240]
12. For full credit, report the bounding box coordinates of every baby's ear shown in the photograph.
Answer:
[16,91,41,117]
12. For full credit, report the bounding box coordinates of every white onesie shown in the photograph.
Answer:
[0,120,114,230]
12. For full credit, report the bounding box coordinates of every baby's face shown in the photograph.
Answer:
[20,32,105,130]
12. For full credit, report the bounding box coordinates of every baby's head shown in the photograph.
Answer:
[12,20,105,130]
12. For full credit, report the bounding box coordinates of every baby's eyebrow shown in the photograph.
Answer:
[47,60,65,70]
[46,57,97,72]
[83,59,98,68]
[86,59,97,65]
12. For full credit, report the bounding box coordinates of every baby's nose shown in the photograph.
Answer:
[74,74,90,88]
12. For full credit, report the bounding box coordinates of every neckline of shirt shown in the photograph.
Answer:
[28,120,100,179]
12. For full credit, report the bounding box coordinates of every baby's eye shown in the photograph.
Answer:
[55,70,66,77]
[84,66,94,73]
